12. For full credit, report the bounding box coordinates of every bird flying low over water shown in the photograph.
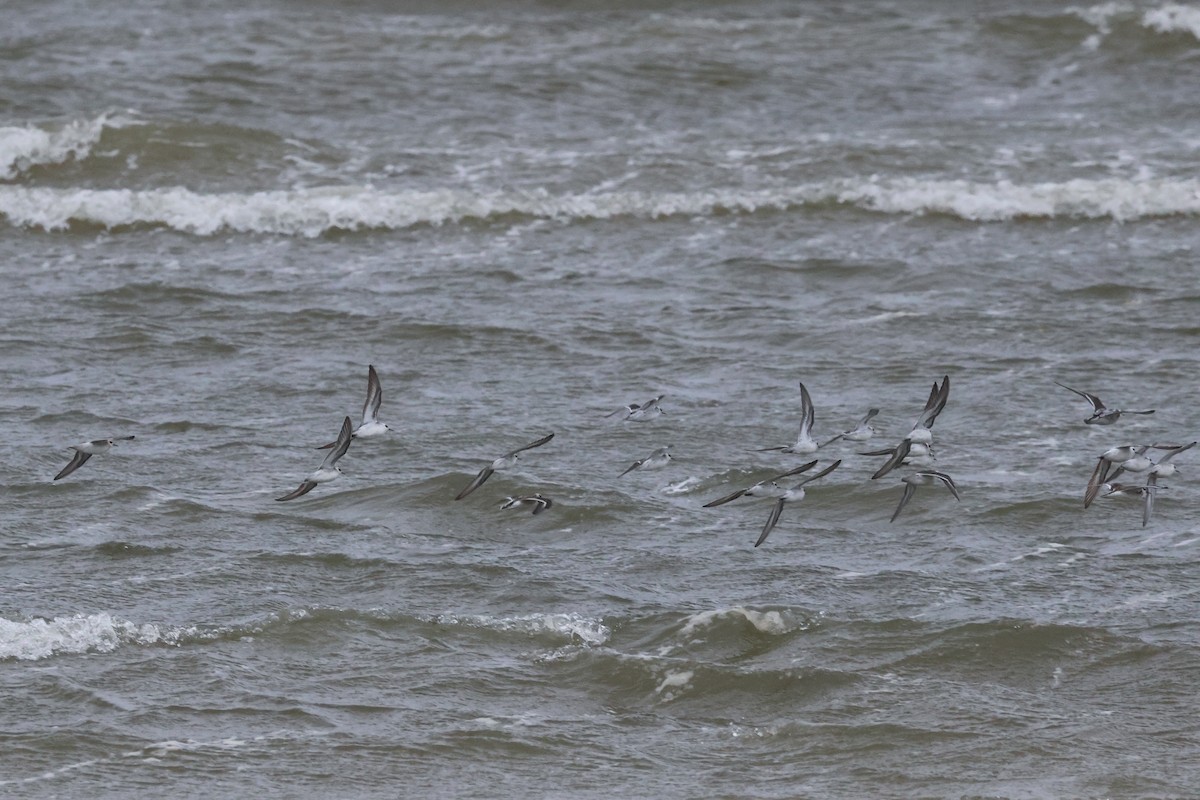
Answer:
[821,408,879,448]
[277,416,353,501]
[758,381,819,454]
[1101,482,1164,527]
[1084,445,1141,509]
[54,436,136,481]
[870,376,949,480]
[755,459,841,548]
[703,460,819,508]
[455,433,555,500]
[319,364,390,448]
[1144,441,1197,481]
[606,394,665,421]
[500,494,553,515]
[620,446,673,476]
[1054,381,1154,426]
[890,470,960,523]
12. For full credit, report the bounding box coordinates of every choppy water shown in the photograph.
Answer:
[4,1,1200,797]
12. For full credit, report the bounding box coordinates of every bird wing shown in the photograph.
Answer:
[455,466,494,500]
[532,496,552,515]
[1084,458,1111,508]
[797,382,815,439]
[1154,441,1197,465]
[508,432,555,457]
[362,364,383,424]
[605,404,636,419]
[914,375,949,430]
[872,439,912,480]
[276,480,317,502]
[797,459,842,487]
[774,460,819,481]
[755,498,786,548]
[54,450,92,481]
[1055,381,1105,413]
[619,458,644,477]
[890,482,917,523]
[703,487,748,508]
[930,470,961,500]
[320,416,354,469]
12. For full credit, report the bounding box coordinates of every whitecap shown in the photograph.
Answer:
[432,611,610,646]
[1143,4,1200,39]
[679,606,799,638]
[0,612,167,661]
[0,113,127,180]
[4,176,1197,237]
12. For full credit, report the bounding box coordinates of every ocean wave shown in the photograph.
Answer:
[1142,3,1200,38]
[678,606,808,638]
[431,612,611,646]
[0,612,176,661]
[1071,2,1200,44]
[0,113,127,181]
[2,176,1197,236]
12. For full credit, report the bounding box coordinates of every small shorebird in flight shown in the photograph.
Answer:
[1054,381,1154,426]
[319,365,390,447]
[703,461,818,508]
[870,376,949,480]
[1101,482,1164,527]
[455,433,555,500]
[620,446,673,476]
[890,470,960,523]
[754,459,841,548]
[758,381,820,454]
[1083,444,1141,508]
[500,494,553,515]
[821,408,879,448]
[54,436,136,481]
[607,394,665,421]
[277,416,353,501]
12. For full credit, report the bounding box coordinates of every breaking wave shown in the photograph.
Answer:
[1,176,1196,237]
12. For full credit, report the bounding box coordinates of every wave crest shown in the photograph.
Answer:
[2,176,1197,237]
[0,612,172,661]
[0,114,122,181]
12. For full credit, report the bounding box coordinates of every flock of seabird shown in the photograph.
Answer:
[1053,382,1195,527]
[52,366,1193,542]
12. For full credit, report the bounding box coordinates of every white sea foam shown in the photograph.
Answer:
[679,606,799,638]
[834,176,1200,222]
[0,114,122,180]
[433,611,611,646]
[654,669,694,699]
[3,175,1195,237]
[1143,4,1200,38]
[0,612,171,661]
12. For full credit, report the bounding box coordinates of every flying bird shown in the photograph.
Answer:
[620,446,673,476]
[500,494,553,515]
[277,416,354,501]
[758,381,820,454]
[319,364,391,447]
[54,436,136,481]
[455,433,555,500]
[755,459,842,547]
[1054,381,1154,426]
[890,470,960,523]
[703,461,818,508]
[870,376,949,480]
[821,408,879,448]
[606,394,665,421]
